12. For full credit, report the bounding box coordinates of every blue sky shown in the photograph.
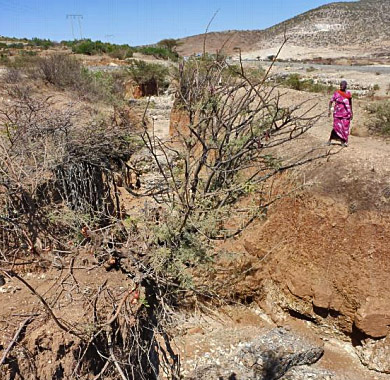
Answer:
[1,0,356,45]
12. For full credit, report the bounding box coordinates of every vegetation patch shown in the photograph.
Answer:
[365,101,390,135]
[63,38,179,61]
[0,51,330,379]
[64,39,135,59]
[126,60,170,94]
[4,53,129,104]
[274,73,337,94]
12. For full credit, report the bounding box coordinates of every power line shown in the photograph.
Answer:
[66,14,83,40]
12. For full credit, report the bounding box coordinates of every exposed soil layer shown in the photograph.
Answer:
[188,87,390,376]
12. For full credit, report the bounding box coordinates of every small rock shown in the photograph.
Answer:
[355,335,390,374]
[186,328,325,379]
[355,298,390,338]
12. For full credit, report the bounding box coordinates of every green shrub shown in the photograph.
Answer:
[108,47,134,60]
[303,79,336,94]
[30,37,54,49]
[244,66,266,84]
[61,38,178,61]
[284,73,302,90]
[0,53,10,65]
[19,50,38,56]
[66,39,134,59]
[137,46,178,61]
[157,38,180,52]
[127,60,169,90]
[365,101,390,135]
[8,43,25,49]
[69,39,111,55]
[276,74,336,94]
[80,69,122,103]
[71,39,97,55]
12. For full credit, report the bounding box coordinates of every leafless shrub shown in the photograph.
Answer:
[0,88,136,257]
[2,53,40,70]
[365,100,390,135]
[36,53,84,88]
[7,53,127,104]
[3,67,22,84]
[0,86,180,379]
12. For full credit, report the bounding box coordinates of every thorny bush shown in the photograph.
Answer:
[136,55,332,291]
[0,83,180,380]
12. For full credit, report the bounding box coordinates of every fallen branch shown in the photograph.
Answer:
[105,330,127,380]
[104,284,138,327]
[110,350,127,380]
[92,358,110,380]
[1,270,84,339]
[0,316,34,367]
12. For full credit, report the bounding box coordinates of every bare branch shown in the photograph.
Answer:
[203,9,220,57]
[0,316,35,367]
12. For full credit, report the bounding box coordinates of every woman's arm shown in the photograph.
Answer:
[349,98,353,120]
[328,100,333,117]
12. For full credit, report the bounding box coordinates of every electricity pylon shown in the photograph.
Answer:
[66,14,84,40]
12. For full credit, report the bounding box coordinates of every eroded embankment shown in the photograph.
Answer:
[199,145,390,375]
[169,84,390,375]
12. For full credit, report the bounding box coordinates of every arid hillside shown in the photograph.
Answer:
[178,0,390,59]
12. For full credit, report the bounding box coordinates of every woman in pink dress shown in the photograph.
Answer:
[327,80,353,147]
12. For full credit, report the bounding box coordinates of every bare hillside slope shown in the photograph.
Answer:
[178,0,390,58]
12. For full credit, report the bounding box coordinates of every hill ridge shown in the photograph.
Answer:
[177,0,390,59]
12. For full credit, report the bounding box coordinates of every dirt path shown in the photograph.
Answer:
[145,94,173,140]
[265,88,390,211]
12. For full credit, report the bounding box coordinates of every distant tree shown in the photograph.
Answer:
[30,37,54,49]
[157,38,180,52]
[126,60,169,91]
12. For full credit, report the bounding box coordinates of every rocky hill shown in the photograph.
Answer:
[177,0,390,59]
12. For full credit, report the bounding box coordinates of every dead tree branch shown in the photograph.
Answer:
[0,316,35,367]
[2,270,84,339]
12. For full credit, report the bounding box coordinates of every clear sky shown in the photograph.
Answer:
[1,0,356,45]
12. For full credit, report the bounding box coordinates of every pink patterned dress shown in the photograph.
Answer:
[331,90,352,143]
